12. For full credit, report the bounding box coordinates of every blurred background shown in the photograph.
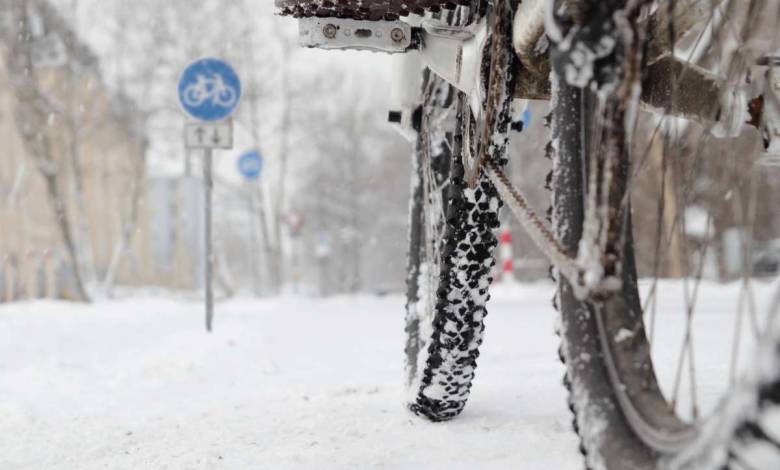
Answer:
[0,0,778,304]
[0,0,414,301]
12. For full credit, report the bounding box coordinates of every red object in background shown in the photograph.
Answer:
[286,212,304,237]
[502,258,513,273]
[498,227,514,281]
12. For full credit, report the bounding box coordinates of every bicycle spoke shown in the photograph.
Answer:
[666,134,717,418]
[643,280,659,345]
[637,0,769,419]
[644,132,671,348]
[742,171,761,337]
[729,282,748,385]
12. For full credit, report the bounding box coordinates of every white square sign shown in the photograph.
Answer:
[184,121,234,149]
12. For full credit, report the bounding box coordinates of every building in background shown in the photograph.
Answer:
[0,0,202,300]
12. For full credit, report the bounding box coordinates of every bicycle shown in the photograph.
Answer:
[182,73,238,108]
[276,1,780,468]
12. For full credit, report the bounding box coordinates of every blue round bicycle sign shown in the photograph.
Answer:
[238,150,263,180]
[178,58,241,122]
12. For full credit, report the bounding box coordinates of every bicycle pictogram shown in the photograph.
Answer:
[182,73,238,109]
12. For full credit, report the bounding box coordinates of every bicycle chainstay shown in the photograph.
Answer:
[275,0,471,21]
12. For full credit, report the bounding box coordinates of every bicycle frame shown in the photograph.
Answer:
[289,0,756,138]
[280,0,777,298]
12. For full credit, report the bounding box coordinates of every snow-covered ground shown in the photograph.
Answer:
[0,280,777,469]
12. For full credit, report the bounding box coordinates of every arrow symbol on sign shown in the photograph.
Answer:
[212,128,221,145]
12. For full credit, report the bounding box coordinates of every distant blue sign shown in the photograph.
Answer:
[178,58,241,122]
[238,150,263,180]
[521,108,531,126]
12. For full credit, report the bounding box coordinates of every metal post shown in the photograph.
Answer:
[291,238,298,295]
[204,149,214,332]
[248,189,261,296]
[178,58,240,331]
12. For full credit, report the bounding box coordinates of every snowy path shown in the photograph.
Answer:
[0,281,777,469]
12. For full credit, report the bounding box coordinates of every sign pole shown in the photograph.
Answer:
[204,148,214,331]
[247,190,261,296]
[237,150,264,296]
[178,57,241,332]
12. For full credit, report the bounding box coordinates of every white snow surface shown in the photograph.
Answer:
[0,280,778,469]
[0,285,579,469]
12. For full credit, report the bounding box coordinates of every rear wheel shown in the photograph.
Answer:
[404,0,516,422]
[404,73,504,421]
[550,1,780,468]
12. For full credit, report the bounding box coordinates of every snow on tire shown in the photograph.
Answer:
[407,162,501,421]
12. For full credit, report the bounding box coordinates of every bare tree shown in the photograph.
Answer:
[291,64,410,293]
[3,0,90,301]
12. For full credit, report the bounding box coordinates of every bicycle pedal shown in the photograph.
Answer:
[298,18,415,53]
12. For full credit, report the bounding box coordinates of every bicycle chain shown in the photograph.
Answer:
[484,160,583,288]
[464,0,513,188]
